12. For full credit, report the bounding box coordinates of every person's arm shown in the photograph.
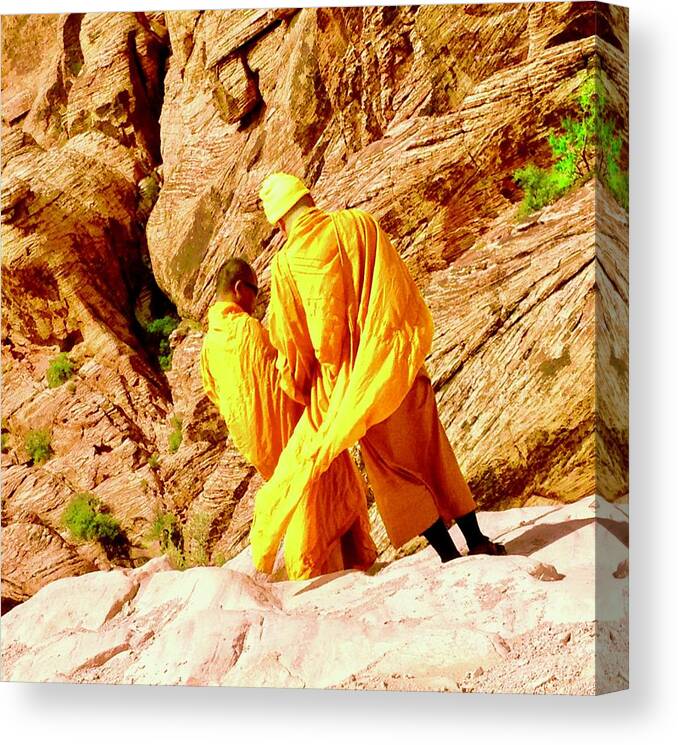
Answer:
[267,252,315,406]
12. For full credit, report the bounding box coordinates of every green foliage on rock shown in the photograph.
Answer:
[146,316,179,338]
[514,69,628,217]
[147,510,182,552]
[183,512,211,568]
[145,315,179,371]
[146,509,213,570]
[213,552,227,567]
[46,352,75,388]
[25,429,53,465]
[168,414,183,453]
[513,164,564,217]
[62,493,124,546]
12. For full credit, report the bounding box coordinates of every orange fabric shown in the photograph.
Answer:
[250,207,434,573]
[200,301,300,480]
[361,372,477,548]
[200,300,376,579]
[283,450,377,578]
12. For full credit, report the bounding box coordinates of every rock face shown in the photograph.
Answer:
[0,498,629,694]
[1,4,628,606]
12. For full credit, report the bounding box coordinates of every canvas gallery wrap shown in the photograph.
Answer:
[0,2,628,695]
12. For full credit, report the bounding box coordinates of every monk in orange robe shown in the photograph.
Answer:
[249,174,505,573]
[200,257,376,579]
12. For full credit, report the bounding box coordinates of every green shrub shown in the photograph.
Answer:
[168,430,182,453]
[62,493,98,540]
[148,453,160,469]
[62,493,123,545]
[1,432,10,453]
[514,68,628,217]
[166,541,187,570]
[90,512,123,543]
[145,316,180,372]
[25,429,53,465]
[146,316,180,339]
[214,552,226,567]
[46,353,75,388]
[513,164,564,218]
[146,510,185,569]
[146,510,213,570]
[183,512,211,567]
[168,414,183,453]
[146,510,182,551]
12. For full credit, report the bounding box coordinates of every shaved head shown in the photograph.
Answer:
[216,257,259,315]
[216,258,256,297]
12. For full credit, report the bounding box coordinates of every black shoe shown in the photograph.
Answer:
[467,539,507,556]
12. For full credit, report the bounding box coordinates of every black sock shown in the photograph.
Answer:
[421,518,460,563]
[455,510,488,549]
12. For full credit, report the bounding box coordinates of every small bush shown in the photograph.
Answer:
[145,510,185,569]
[165,541,187,570]
[91,512,123,543]
[62,493,98,540]
[513,67,628,217]
[145,316,180,372]
[513,164,564,218]
[148,453,160,469]
[146,510,182,552]
[146,316,180,339]
[46,353,75,388]
[146,510,213,570]
[214,552,226,567]
[168,430,182,453]
[168,414,183,453]
[25,429,53,465]
[183,512,211,568]
[62,493,123,545]
[1,433,10,453]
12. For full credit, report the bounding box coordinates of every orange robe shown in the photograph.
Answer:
[360,372,477,547]
[250,207,478,569]
[200,301,376,578]
[250,207,435,572]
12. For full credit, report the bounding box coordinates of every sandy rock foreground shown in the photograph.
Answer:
[1,496,628,694]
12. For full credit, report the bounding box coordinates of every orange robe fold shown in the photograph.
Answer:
[361,372,477,548]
